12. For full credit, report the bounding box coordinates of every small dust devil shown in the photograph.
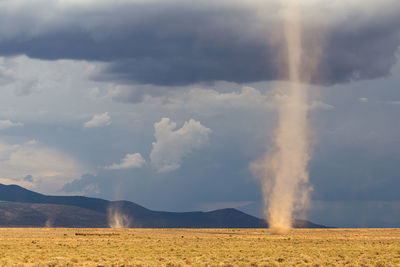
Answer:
[252,0,321,233]
[107,202,132,228]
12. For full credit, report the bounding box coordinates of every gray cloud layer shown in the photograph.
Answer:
[0,0,399,86]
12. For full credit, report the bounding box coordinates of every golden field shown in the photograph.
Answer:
[0,228,399,266]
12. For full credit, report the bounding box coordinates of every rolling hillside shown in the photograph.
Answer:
[0,184,327,228]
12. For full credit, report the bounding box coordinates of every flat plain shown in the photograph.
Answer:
[0,228,399,266]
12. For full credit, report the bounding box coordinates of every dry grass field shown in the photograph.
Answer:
[0,228,399,266]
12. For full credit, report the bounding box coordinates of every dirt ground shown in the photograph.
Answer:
[0,228,399,266]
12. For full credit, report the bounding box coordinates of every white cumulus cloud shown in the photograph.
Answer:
[150,118,212,173]
[105,153,146,170]
[84,112,111,128]
[0,119,23,130]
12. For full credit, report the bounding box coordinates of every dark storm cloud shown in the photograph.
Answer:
[321,18,400,83]
[0,0,399,86]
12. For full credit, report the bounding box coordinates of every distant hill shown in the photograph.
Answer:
[0,201,107,227]
[0,183,327,228]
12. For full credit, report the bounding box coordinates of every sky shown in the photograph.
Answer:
[0,0,399,227]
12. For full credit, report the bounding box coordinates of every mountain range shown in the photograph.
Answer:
[0,183,327,228]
